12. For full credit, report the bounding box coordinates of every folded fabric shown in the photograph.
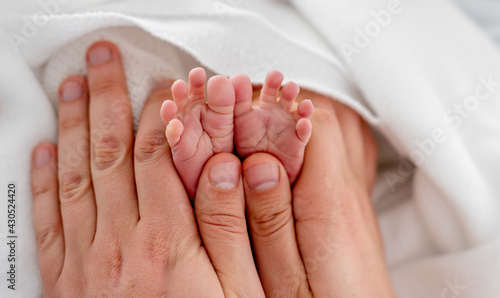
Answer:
[0,0,499,296]
[454,0,500,47]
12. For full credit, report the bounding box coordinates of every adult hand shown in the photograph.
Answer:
[30,41,264,297]
[31,39,394,297]
[235,84,395,297]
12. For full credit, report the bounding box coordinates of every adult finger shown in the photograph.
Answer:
[57,75,96,253]
[333,101,382,247]
[333,101,367,185]
[195,153,264,297]
[242,153,310,297]
[31,143,64,295]
[292,109,394,297]
[85,41,138,230]
[134,81,197,229]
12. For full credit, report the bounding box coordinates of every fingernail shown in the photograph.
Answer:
[245,163,279,190]
[209,162,240,189]
[62,80,83,101]
[35,146,52,167]
[88,45,112,65]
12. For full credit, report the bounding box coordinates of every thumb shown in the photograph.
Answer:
[195,153,264,297]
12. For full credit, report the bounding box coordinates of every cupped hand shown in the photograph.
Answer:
[239,91,396,297]
[30,41,264,297]
[30,39,395,298]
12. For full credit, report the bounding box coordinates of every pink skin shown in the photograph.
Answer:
[160,68,235,198]
[161,68,313,197]
[230,70,314,182]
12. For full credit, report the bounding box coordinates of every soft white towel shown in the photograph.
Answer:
[290,0,500,296]
[0,0,499,297]
[454,0,500,47]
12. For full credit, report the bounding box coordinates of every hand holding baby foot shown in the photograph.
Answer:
[160,68,235,197]
[231,70,314,182]
[34,41,392,298]
[161,68,313,197]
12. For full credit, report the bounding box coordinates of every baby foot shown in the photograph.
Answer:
[230,70,314,183]
[160,67,235,198]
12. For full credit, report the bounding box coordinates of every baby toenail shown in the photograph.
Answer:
[88,45,112,65]
[62,80,83,101]
[210,162,240,189]
[245,163,279,191]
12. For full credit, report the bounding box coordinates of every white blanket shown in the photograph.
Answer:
[1,0,499,297]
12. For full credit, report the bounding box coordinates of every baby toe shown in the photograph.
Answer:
[166,119,184,147]
[171,79,189,112]
[231,73,253,117]
[296,118,312,144]
[188,67,207,103]
[260,70,284,104]
[206,75,235,116]
[160,99,178,125]
[279,81,300,111]
[205,75,235,152]
[297,99,314,118]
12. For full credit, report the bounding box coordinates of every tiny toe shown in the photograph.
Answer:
[297,99,314,118]
[260,70,284,104]
[296,118,312,143]
[279,81,300,111]
[205,75,235,152]
[230,73,253,117]
[188,67,207,102]
[160,100,178,125]
[166,119,184,147]
[171,79,189,111]
[207,75,235,115]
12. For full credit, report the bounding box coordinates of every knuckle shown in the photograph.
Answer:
[198,212,246,236]
[60,171,92,203]
[134,129,168,164]
[294,189,355,227]
[269,272,310,298]
[59,112,86,131]
[92,238,124,286]
[93,134,129,171]
[36,224,61,252]
[90,79,124,99]
[32,182,54,200]
[139,223,195,268]
[250,206,292,238]
[142,229,169,257]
